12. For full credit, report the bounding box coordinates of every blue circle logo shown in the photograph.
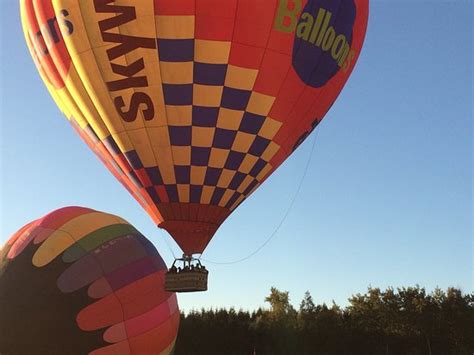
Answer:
[292,0,356,88]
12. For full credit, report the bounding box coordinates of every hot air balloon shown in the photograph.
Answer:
[20,0,368,291]
[0,206,180,355]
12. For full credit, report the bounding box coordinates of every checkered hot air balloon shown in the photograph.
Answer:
[20,0,368,257]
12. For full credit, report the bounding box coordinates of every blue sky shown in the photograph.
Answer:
[1,1,472,312]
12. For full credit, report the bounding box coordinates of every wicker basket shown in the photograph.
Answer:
[165,270,208,292]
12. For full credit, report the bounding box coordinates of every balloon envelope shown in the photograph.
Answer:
[21,0,368,254]
[0,206,179,355]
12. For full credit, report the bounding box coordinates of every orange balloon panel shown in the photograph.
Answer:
[21,0,369,254]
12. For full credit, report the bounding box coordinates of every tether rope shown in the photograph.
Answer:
[160,227,177,259]
[198,128,320,265]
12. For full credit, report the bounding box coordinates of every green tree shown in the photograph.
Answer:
[253,287,298,354]
[174,286,474,355]
[265,287,294,317]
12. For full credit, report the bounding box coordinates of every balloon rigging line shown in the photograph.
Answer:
[199,128,320,265]
[160,228,177,259]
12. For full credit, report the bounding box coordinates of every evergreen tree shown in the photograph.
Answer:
[174,286,473,355]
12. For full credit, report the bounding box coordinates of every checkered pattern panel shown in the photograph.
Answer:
[150,2,284,210]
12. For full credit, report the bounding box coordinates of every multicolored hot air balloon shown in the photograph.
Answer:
[0,207,179,355]
[20,1,368,260]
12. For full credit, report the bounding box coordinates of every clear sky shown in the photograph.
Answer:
[1,1,472,312]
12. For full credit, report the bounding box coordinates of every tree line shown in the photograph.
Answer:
[174,286,473,355]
